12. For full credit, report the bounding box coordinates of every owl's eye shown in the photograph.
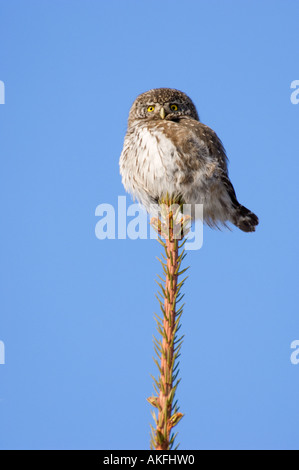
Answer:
[170,104,178,111]
[147,106,155,112]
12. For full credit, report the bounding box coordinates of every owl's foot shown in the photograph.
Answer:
[150,217,162,235]
[150,214,191,240]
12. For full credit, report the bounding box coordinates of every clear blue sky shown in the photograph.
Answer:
[0,0,298,450]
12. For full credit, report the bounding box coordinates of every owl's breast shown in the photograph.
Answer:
[120,123,182,203]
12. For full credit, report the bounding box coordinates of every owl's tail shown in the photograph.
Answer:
[233,205,259,232]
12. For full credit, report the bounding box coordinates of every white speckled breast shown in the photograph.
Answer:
[120,123,182,210]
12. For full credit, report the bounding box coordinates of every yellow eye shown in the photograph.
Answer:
[147,105,155,112]
[170,104,178,111]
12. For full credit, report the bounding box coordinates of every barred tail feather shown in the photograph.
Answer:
[233,205,259,233]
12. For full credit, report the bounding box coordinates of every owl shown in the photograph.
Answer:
[119,88,259,232]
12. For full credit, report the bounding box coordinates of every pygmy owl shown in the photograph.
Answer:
[119,88,258,232]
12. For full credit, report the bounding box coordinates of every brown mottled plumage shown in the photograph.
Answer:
[119,88,259,232]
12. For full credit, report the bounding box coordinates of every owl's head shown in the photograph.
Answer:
[128,88,199,126]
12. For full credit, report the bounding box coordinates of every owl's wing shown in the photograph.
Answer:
[190,122,228,170]
[186,121,239,208]
[189,120,259,231]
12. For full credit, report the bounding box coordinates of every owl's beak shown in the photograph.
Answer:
[160,107,166,119]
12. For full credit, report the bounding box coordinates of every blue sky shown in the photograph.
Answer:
[0,0,298,450]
